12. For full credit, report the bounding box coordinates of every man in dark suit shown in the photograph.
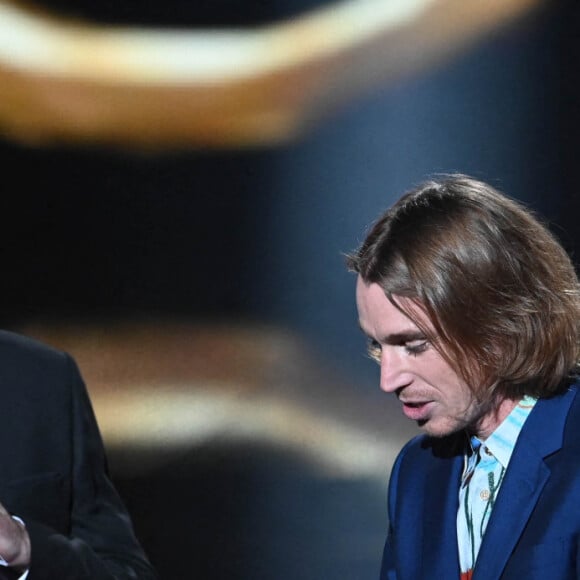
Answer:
[0,331,155,579]
[348,175,580,579]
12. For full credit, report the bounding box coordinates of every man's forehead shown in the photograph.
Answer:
[357,278,433,334]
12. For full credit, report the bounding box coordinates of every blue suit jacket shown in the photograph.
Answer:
[381,384,580,579]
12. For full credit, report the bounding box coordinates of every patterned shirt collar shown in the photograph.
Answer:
[470,395,537,469]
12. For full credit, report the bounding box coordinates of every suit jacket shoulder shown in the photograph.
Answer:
[383,385,580,580]
[0,330,156,580]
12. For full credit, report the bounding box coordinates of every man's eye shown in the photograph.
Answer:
[367,339,382,363]
[405,340,429,355]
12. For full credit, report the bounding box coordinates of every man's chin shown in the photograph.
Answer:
[417,419,462,439]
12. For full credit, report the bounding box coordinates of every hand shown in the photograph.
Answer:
[0,504,30,571]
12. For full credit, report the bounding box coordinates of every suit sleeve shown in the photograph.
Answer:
[380,523,397,580]
[25,355,157,580]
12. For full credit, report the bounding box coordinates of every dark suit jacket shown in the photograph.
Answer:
[0,331,156,580]
[381,383,580,579]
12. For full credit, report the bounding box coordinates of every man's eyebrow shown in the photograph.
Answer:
[358,324,426,344]
[380,331,426,345]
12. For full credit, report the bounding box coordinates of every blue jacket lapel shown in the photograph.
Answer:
[472,387,576,580]
[411,438,463,578]
[424,456,463,577]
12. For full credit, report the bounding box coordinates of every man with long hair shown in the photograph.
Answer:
[349,175,580,579]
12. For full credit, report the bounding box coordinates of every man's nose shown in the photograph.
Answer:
[379,348,407,393]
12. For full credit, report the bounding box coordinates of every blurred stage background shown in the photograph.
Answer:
[0,0,578,578]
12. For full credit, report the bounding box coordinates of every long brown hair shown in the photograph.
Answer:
[347,175,580,398]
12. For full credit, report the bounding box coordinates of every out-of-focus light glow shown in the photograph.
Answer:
[0,0,545,147]
[21,321,411,479]
[0,0,437,82]
[93,386,395,479]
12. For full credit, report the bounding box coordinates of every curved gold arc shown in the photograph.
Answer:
[0,0,544,148]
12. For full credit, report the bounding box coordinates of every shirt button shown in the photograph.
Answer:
[483,447,493,456]
[480,489,491,501]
